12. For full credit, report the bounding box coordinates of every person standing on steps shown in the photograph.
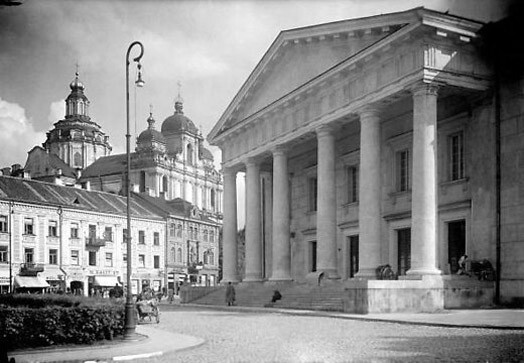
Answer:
[225,282,236,306]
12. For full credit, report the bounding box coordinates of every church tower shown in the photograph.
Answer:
[42,71,112,169]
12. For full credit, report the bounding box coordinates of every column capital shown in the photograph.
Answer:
[315,124,334,138]
[223,167,237,178]
[272,144,288,156]
[245,157,259,168]
[411,82,439,97]
[358,106,382,119]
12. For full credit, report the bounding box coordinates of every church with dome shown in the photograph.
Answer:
[23,72,223,219]
[79,92,223,219]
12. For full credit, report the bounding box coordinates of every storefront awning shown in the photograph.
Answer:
[93,276,121,287]
[39,266,65,281]
[14,276,50,288]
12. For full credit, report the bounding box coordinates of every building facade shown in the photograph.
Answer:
[0,176,165,295]
[209,8,524,309]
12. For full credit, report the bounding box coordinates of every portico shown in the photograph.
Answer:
[210,8,495,312]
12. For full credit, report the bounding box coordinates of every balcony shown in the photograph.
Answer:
[85,236,106,248]
[20,263,45,276]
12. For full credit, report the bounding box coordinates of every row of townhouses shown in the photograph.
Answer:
[0,175,220,295]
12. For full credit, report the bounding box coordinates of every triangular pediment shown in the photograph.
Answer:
[208,7,485,143]
[209,8,422,141]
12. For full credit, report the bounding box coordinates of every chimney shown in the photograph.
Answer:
[23,171,31,179]
[83,181,91,191]
[54,177,64,186]
[11,164,21,172]
[1,167,11,176]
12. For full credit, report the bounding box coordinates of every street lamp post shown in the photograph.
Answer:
[124,41,144,340]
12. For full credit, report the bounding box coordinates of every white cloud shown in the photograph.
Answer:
[48,101,65,124]
[0,98,46,168]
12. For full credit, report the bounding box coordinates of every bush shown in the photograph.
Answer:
[0,294,125,350]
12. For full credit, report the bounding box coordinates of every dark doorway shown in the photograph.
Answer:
[347,235,359,278]
[310,241,317,272]
[397,228,411,276]
[448,220,466,274]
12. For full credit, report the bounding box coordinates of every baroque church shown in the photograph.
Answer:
[23,72,223,220]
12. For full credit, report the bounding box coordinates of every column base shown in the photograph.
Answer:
[243,276,264,283]
[406,267,442,277]
[268,276,292,282]
[354,268,378,280]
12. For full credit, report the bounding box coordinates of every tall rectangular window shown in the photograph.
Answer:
[24,218,34,235]
[209,230,214,242]
[177,224,182,237]
[308,177,318,212]
[49,249,58,265]
[449,132,465,181]
[139,230,145,244]
[0,246,7,263]
[88,251,97,266]
[154,232,160,246]
[70,250,79,265]
[123,228,128,243]
[0,215,7,233]
[104,226,113,241]
[397,149,410,192]
[169,224,176,237]
[48,220,58,237]
[70,223,79,238]
[347,166,359,204]
[105,252,113,267]
[153,255,160,269]
[309,241,317,272]
[24,248,34,263]
[138,254,145,268]
[123,253,127,263]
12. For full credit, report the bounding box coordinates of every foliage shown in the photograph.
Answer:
[0,294,124,350]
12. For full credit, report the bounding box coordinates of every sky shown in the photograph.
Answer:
[0,0,511,226]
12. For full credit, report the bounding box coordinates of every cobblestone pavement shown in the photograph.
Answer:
[134,306,524,363]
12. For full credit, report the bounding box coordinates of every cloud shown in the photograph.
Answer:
[0,97,46,168]
[48,101,65,125]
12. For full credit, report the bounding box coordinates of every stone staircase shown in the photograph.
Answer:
[185,282,348,312]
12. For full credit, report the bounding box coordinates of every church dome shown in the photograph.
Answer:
[138,112,166,144]
[161,100,198,135]
[69,74,85,91]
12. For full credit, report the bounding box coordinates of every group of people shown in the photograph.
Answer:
[225,282,282,306]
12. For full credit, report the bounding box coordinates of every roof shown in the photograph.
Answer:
[80,154,128,178]
[134,194,218,224]
[0,175,163,220]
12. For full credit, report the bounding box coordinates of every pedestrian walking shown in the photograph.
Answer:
[225,282,236,306]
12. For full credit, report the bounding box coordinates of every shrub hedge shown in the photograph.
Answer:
[0,294,125,350]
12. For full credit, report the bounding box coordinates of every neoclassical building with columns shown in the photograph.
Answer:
[208,8,524,311]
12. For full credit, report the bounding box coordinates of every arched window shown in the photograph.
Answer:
[170,247,176,263]
[177,247,183,263]
[162,175,168,194]
[73,152,82,167]
[139,171,146,193]
[208,251,214,265]
[186,143,193,165]
[203,230,208,242]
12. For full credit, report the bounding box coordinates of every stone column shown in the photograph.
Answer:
[270,146,291,281]
[408,84,441,276]
[244,159,263,281]
[355,108,382,278]
[222,168,239,282]
[316,126,339,278]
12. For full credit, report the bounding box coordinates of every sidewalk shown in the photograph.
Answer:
[8,324,204,363]
[8,306,524,363]
[182,303,524,330]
